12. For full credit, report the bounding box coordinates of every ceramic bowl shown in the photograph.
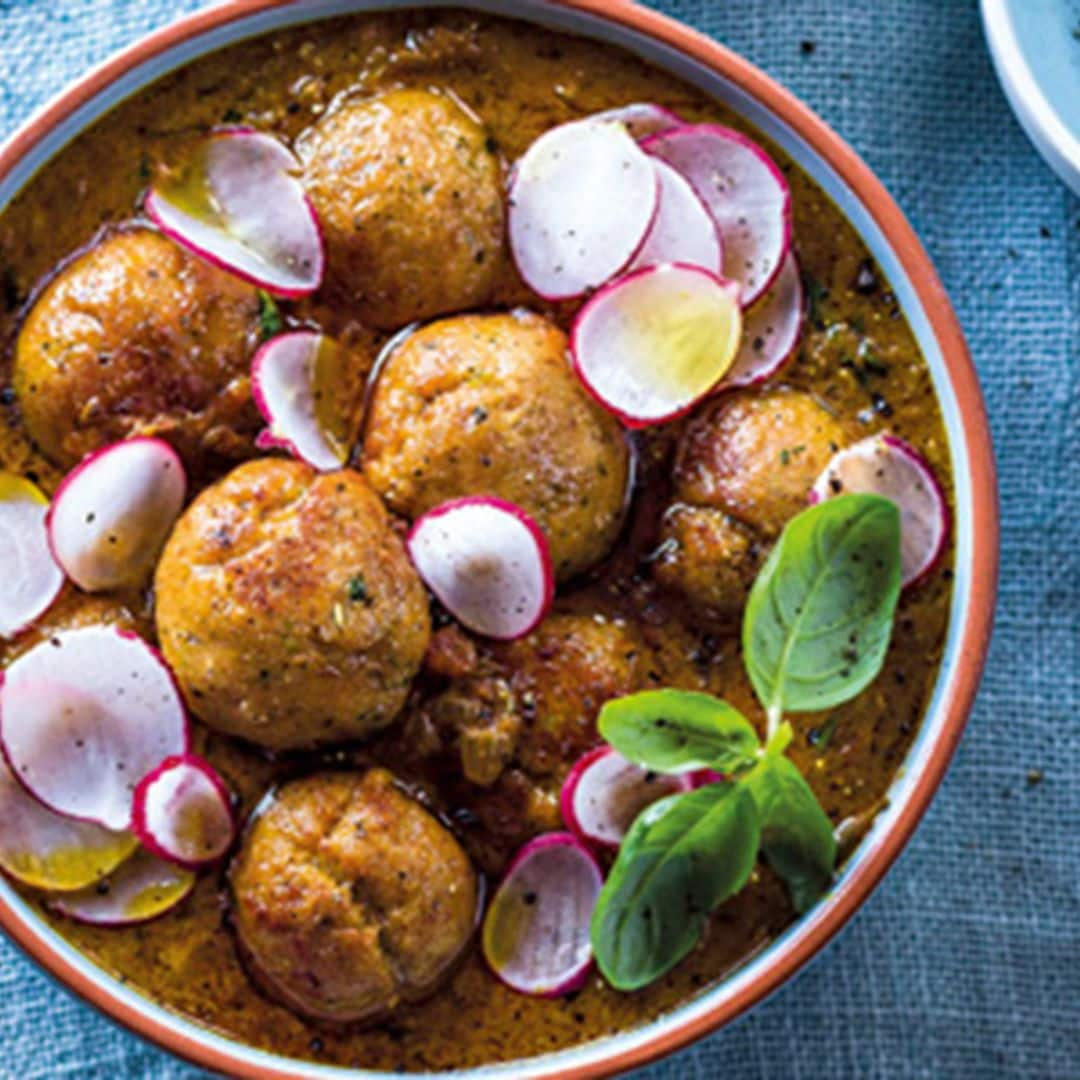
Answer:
[0,2,998,1077]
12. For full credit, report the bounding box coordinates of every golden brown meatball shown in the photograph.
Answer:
[155,459,430,750]
[231,769,477,1025]
[363,311,630,580]
[675,388,846,537]
[14,227,261,471]
[298,88,504,329]
[653,504,762,624]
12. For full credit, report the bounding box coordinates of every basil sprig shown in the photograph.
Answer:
[590,494,901,990]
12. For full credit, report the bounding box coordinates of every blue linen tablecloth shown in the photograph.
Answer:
[0,1,1076,1076]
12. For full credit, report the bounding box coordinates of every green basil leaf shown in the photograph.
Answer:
[591,781,760,990]
[598,689,761,775]
[742,493,902,716]
[746,755,836,913]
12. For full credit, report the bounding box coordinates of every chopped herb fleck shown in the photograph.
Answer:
[258,290,283,341]
[347,574,371,603]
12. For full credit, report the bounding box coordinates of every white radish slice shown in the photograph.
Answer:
[252,332,351,471]
[644,124,792,305]
[407,496,554,641]
[810,434,950,587]
[132,754,235,869]
[560,745,692,848]
[51,848,195,927]
[571,262,743,427]
[508,118,659,301]
[718,250,804,389]
[145,128,324,297]
[0,627,189,831]
[0,473,64,638]
[0,749,136,892]
[592,102,682,140]
[482,832,603,997]
[46,438,186,592]
[628,158,723,274]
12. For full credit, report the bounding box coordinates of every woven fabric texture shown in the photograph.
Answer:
[0,1,1076,1077]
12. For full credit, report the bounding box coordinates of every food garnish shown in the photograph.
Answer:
[406,496,554,640]
[0,626,190,831]
[591,102,682,140]
[811,435,949,587]
[507,117,659,300]
[0,472,64,638]
[132,753,235,869]
[252,331,353,471]
[482,832,603,996]
[145,128,324,297]
[570,263,743,426]
[47,437,186,592]
[559,744,692,849]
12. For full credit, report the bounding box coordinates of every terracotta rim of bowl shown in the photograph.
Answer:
[0,1,998,1077]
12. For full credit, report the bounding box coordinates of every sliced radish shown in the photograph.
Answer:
[252,332,352,471]
[0,749,136,892]
[560,745,692,849]
[132,754,235,869]
[51,848,195,926]
[406,497,554,641]
[810,434,949,587]
[628,158,723,275]
[46,438,186,592]
[644,124,791,305]
[508,118,659,301]
[145,128,324,297]
[0,473,64,638]
[592,102,682,140]
[482,832,602,997]
[571,262,743,427]
[0,627,189,831]
[718,250,804,389]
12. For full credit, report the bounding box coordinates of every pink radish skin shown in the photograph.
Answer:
[560,745,692,849]
[482,832,603,997]
[627,158,724,275]
[810,434,950,588]
[717,250,804,390]
[0,745,136,893]
[508,117,659,301]
[0,473,64,639]
[406,496,554,641]
[643,124,792,306]
[251,332,348,471]
[0,627,189,831]
[145,128,324,298]
[51,848,195,927]
[46,437,186,592]
[570,262,743,429]
[591,102,682,140]
[132,754,235,870]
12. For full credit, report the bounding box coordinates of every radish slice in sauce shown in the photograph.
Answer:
[51,848,195,926]
[0,627,189,831]
[0,473,64,639]
[0,749,136,892]
[482,832,603,997]
[592,102,682,140]
[252,332,352,471]
[145,128,324,297]
[132,754,235,869]
[644,124,792,305]
[571,262,743,428]
[47,437,186,592]
[628,158,723,275]
[718,250,804,390]
[560,745,692,849]
[810,434,949,587]
[407,496,554,641]
[508,118,659,300]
